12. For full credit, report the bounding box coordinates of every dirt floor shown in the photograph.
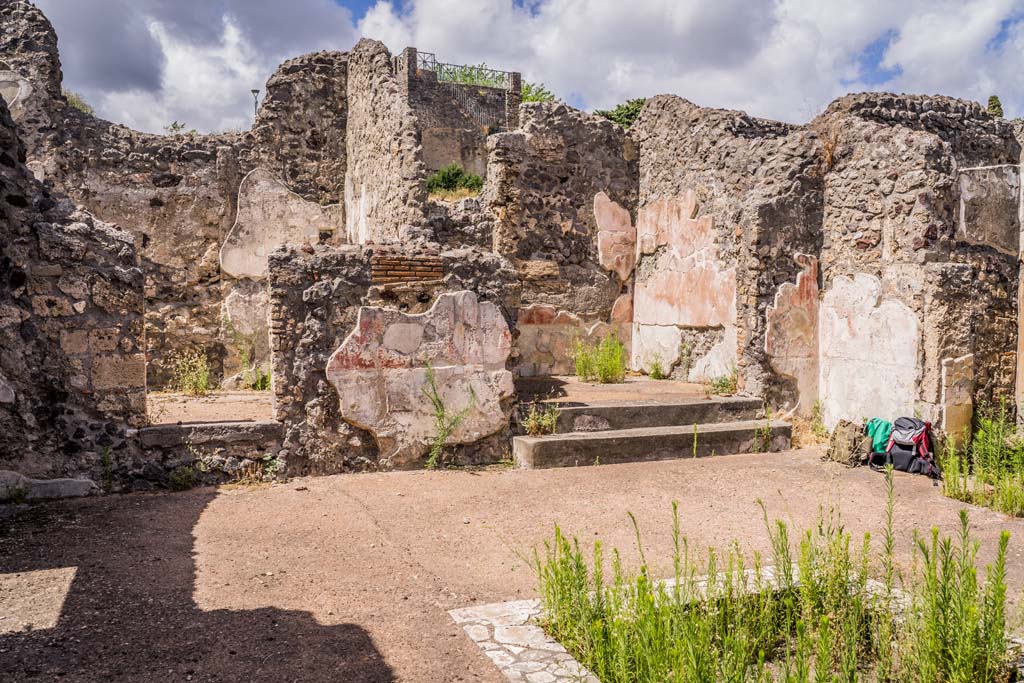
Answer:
[4,449,1024,681]
[147,391,274,424]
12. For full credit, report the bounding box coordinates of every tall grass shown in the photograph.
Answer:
[571,335,627,384]
[940,400,1024,516]
[534,469,1012,682]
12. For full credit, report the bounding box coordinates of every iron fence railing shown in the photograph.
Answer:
[415,51,513,90]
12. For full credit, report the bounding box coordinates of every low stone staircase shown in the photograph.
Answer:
[513,396,791,469]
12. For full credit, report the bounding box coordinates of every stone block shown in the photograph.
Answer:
[91,354,146,391]
[60,330,90,355]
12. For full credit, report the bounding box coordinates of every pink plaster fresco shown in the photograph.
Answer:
[633,194,736,329]
[765,254,819,413]
[594,192,636,282]
[326,291,513,466]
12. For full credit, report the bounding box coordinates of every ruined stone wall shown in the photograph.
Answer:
[0,96,145,483]
[631,95,823,397]
[484,102,636,374]
[268,243,519,472]
[345,40,428,245]
[1,2,352,389]
[813,94,1020,428]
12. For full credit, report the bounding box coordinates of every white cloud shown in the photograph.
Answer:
[37,0,1024,131]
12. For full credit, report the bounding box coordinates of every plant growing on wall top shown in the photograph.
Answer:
[522,81,556,103]
[426,163,484,200]
[595,98,646,128]
[62,89,94,115]
[988,95,1004,117]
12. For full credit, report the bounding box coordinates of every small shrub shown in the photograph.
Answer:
[169,466,196,491]
[647,355,667,380]
[988,94,1004,117]
[426,164,483,197]
[232,454,285,486]
[570,335,626,384]
[706,366,738,395]
[246,367,271,391]
[522,81,556,103]
[523,403,560,436]
[170,348,211,396]
[164,121,197,135]
[422,363,475,469]
[63,89,94,115]
[594,98,646,128]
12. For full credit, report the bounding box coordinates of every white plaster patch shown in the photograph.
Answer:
[0,70,32,120]
[630,323,682,373]
[690,325,738,382]
[220,168,344,279]
[818,274,919,430]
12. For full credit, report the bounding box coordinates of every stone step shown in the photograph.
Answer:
[547,396,764,433]
[513,419,792,469]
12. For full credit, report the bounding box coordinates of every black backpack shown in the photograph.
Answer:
[870,417,940,480]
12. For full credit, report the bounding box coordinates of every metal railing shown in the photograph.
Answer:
[415,50,513,90]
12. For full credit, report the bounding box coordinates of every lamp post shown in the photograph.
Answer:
[251,89,260,117]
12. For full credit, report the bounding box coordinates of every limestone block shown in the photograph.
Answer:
[765,254,820,413]
[0,470,98,501]
[59,329,89,355]
[941,354,974,447]
[221,168,344,279]
[957,166,1020,256]
[594,192,635,282]
[818,274,919,430]
[325,291,513,466]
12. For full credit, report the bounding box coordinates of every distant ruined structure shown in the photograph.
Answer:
[1,0,1022,492]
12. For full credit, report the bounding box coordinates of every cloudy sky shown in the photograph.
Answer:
[32,0,1024,134]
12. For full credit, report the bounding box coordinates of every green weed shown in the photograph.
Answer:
[170,348,211,396]
[523,403,560,436]
[647,355,668,380]
[534,468,1013,682]
[570,335,627,384]
[707,366,739,395]
[422,363,475,469]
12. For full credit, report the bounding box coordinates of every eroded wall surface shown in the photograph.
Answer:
[345,39,428,245]
[0,96,146,482]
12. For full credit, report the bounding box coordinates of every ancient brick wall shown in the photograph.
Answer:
[345,39,428,245]
[0,96,146,483]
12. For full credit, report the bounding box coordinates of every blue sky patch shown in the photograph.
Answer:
[843,29,902,87]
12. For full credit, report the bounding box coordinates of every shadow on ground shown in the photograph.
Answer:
[0,489,394,682]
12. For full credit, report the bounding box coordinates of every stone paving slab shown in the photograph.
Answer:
[450,599,597,683]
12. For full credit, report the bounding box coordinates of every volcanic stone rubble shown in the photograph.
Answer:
[1,0,1023,493]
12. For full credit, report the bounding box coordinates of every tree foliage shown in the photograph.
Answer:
[595,98,646,128]
[988,95,1004,118]
[426,163,483,193]
[522,81,556,103]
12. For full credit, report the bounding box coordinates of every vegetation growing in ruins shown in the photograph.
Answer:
[647,355,668,380]
[940,400,1024,516]
[426,163,484,200]
[521,81,556,103]
[523,403,560,436]
[439,62,507,88]
[422,363,475,469]
[231,454,284,486]
[62,89,94,115]
[988,95,1004,118]
[535,471,1014,683]
[170,348,211,396]
[707,367,738,396]
[595,98,646,129]
[225,319,272,391]
[169,465,197,491]
[570,335,627,384]
[164,120,197,135]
